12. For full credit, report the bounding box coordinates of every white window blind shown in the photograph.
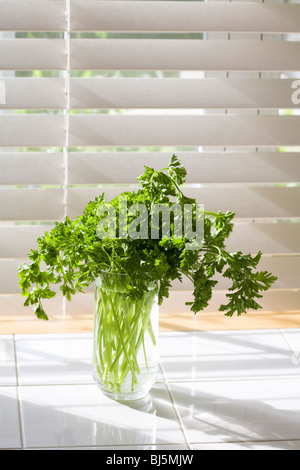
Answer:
[0,0,299,322]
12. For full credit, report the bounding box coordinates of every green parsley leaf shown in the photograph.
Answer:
[18,155,277,320]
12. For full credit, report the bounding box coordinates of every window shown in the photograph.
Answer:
[0,0,299,328]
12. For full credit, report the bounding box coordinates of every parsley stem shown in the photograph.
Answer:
[93,280,158,396]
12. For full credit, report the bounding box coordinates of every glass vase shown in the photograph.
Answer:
[93,272,159,401]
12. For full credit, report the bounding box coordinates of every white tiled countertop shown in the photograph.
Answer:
[1,329,300,450]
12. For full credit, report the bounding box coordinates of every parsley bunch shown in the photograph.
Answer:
[18,155,277,321]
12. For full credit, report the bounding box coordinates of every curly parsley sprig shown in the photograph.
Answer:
[18,155,277,320]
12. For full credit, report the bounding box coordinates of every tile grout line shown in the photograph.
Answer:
[4,439,300,450]
[159,360,192,451]
[2,373,300,390]
[163,375,300,384]
[23,443,190,450]
[189,437,300,447]
[12,335,25,450]
[279,329,300,366]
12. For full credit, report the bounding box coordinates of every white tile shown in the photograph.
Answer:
[169,379,300,444]
[159,330,300,382]
[28,445,189,450]
[0,335,17,386]
[94,444,189,450]
[19,383,185,448]
[191,441,300,451]
[281,329,300,364]
[159,330,292,356]
[0,387,21,449]
[15,334,94,385]
[156,362,165,382]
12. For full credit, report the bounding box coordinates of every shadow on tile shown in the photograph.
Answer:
[19,383,186,448]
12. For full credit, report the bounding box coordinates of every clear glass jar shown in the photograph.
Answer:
[93,271,159,401]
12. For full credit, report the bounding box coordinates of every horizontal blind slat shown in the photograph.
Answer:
[0,42,297,76]
[0,79,66,110]
[70,78,300,110]
[3,78,298,111]
[0,295,63,318]
[171,256,300,291]
[0,226,54,259]
[7,115,300,148]
[0,40,66,71]
[0,153,64,185]
[182,188,300,220]
[227,223,300,255]
[0,115,65,147]
[68,115,300,147]
[11,114,300,148]
[67,290,300,317]
[0,189,64,222]
[0,222,299,259]
[0,0,66,32]
[2,256,298,295]
[68,152,300,185]
[70,40,300,71]
[67,187,300,220]
[3,1,298,34]
[70,1,300,34]
[160,290,300,315]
